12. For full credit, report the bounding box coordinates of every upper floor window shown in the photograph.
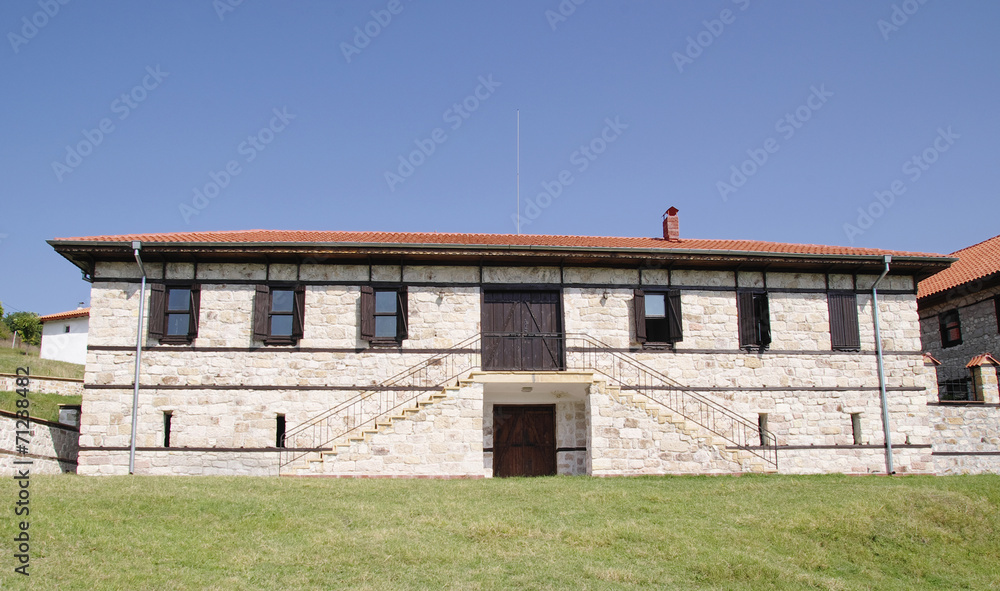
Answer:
[253,285,305,345]
[939,309,962,348]
[148,283,200,344]
[737,290,771,350]
[828,292,860,351]
[995,296,1000,334]
[633,289,682,346]
[360,286,408,344]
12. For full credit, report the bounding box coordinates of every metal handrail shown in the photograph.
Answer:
[562,333,777,468]
[280,332,777,471]
[279,334,482,468]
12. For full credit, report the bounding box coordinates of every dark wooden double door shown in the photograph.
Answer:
[482,290,564,371]
[493,405,556,477]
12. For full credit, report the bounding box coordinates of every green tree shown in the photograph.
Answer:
[3,311,41,346]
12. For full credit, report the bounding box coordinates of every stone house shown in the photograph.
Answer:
[49,211,959,477]
[917,234,1000,474]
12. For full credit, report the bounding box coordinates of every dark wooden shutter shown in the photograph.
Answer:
[633,289,646,343]
[360,286,375,341]
[756,293,771,348]
[292,284,306,340]
[737,291,756,348]
[828,293,860,350]
[995,296,1000,334]
[396,286,408,341]
[252,285,269,341]
[147,283,165,341]
[666,290,683,343]
[188,284,201,339]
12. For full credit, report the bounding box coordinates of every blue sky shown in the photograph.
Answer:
[2,0,998,316]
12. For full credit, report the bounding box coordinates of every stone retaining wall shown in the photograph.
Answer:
[0,411,79,475]
[0,374,83,397]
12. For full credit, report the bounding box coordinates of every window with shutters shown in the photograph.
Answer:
[360,286,408,345]
[828,292,861,351]
[252,284,306,345]
[633,289,682,347]
[148,283,200,344]
[939,309,962,348]
[737,290,771,350]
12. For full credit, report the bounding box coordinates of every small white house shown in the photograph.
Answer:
[39,307,89,365]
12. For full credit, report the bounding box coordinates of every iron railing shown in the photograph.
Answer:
[279,332,776,471]
[563,333,777,468]
[279,334,482,468]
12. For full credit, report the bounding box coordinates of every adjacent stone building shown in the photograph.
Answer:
[50,211,960,477]
[917,233,1000,474]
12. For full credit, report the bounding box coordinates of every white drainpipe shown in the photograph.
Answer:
[872,255,893,475]
[129,241,147,475]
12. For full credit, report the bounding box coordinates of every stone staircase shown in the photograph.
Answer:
[288,388,454,476]
[598,380,774,474]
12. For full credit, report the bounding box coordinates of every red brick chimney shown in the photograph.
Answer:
[662,207,680,241]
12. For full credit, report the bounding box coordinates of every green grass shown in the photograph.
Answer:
[0,390,82,423]
[0,345,84,379]
[0,475,997,590]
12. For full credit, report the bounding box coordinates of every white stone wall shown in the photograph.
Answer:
[79,261,937,476]
[0,375,83,397]
[929,404,1000,475]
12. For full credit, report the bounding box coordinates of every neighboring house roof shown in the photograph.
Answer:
[39,307,90,323]
[966,353,1000,368]
[918,234,1000,300]
[51,229,947,258]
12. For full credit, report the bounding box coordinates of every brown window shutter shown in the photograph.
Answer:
[148,283,165,341]
[756,293,771,348]
[292,284,306,340]
[188,284,201,339]
[666,290,683,343]
[737,291,756,348]
[397,286,408,341]
[360,285,375,341]
[828,293,860,350]
[252,285,269,341]
[633,289,646,343]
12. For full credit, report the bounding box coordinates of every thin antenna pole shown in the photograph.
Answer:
[516,109,520,235]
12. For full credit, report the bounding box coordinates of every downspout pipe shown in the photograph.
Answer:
[872,255,893,475]
[129,241,147,475]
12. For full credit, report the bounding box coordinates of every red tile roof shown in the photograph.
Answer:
[39,307,90,322]
[51,230,947,259]
[966,353,999,368]
[917,234,1000,299]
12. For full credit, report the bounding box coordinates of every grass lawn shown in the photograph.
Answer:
[0,346,84,379]
[0,474,997,590]
[0,390,82,423]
